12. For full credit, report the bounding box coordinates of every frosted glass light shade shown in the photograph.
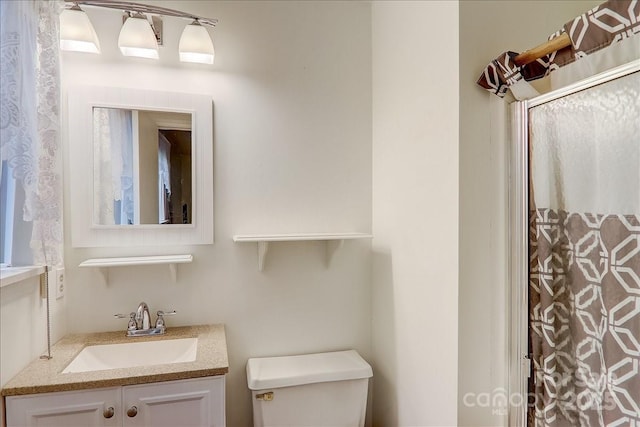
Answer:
[179,23,214,65]
[118,15,159,59]
[59,7,100,53]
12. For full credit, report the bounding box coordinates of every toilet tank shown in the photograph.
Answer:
[246,350,373,427]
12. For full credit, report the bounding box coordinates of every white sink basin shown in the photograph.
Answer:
[62,338,198,374]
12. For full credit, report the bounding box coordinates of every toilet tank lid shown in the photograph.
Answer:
[246,350,372,390]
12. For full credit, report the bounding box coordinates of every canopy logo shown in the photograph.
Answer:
[462,385,618,415]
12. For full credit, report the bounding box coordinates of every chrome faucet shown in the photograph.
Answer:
[115,302,176,336]
[136,302,152,330]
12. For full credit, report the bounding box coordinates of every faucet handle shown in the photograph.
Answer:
[114,312,136,319]
[114,312,138,331]
[155,310,176,329]
[157,310,176,317]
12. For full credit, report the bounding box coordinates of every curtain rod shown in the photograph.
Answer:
[513,33,571,67]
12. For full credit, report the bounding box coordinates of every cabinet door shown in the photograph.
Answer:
[122,376,225,427]
[5,387,121,427]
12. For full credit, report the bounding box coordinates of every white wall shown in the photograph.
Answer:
[0,274,67,424]
[371,2,459,426]
[457,1,602,425]
[61,2,372,426]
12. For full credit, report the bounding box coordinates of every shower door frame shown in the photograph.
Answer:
[507,60,640,427]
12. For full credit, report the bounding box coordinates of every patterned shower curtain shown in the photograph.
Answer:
[477,0,640,99]
[528,72,640,426]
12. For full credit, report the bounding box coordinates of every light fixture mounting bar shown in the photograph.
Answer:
[65,0,218,27]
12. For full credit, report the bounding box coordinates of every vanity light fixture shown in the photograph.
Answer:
[118,12,159,59]
[61,0,218,64]
[179,21,215,65]
[59,4,101,53]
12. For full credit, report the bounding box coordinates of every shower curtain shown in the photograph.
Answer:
[528,71,640,426]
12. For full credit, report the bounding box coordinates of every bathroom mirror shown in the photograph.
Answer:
[68,86,213,247]
[92,107,193,226]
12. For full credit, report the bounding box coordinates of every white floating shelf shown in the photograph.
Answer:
[79,254,193,283]
[232,233,372,271]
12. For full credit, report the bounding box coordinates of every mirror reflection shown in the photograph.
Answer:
[93,107,192,225]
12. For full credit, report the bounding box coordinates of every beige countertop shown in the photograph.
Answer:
[1,324,228,397]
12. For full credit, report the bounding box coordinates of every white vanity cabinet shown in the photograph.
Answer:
[5,387,121,426]
[122,376,225,427]
[5,376,225,427]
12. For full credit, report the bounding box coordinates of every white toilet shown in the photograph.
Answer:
[246,350,373,427]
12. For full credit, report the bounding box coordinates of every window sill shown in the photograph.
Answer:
[0,266,46,288]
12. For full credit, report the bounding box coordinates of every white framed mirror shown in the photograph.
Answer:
[67,86,213,247]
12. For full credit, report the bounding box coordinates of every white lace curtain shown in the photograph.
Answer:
[0,0,64,265]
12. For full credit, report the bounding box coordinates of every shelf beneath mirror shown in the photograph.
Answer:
[79,254,193,283]
[232,233,372,271]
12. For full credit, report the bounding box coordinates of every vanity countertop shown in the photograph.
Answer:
[1,324,228,397]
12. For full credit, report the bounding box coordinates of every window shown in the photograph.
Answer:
[1,160,33,267]
[0,160,16,266]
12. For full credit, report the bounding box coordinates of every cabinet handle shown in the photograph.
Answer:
[103,406,115,418]
[127,406,138,417]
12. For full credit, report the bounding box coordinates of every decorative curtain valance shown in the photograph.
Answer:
[477,0,640,98]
